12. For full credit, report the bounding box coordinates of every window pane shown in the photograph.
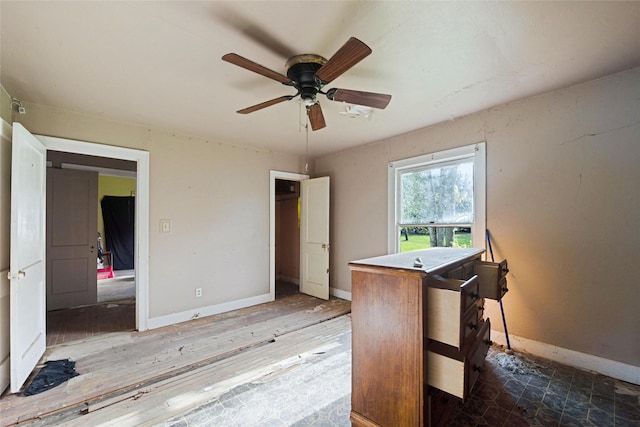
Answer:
[399,227,472,252]
[400,160,473,224]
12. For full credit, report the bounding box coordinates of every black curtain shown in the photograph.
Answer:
[101,196,135,270]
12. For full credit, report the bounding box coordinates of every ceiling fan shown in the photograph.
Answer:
[222,37,392,131]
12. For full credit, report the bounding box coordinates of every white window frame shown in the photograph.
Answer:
[387,142,486,254]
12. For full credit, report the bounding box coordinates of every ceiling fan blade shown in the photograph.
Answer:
[222,53,292,84]
[307,103,326,131]
[237,96,294,114]
[326,88,392,109]
[314,37,372,84]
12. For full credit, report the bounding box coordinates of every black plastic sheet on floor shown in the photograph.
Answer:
[23,359,79,396]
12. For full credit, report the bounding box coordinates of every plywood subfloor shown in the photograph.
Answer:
[0,293,351,426]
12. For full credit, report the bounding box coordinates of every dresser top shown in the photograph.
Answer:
[350,247,484,274]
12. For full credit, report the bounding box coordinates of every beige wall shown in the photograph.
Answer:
[12,103,306,318]
[0,86,11,123]
[314,66,640,367]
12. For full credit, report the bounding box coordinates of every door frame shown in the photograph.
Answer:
[38,135,150,331]
[269,170,308,300]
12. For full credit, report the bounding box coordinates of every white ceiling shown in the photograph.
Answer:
[1,1,639,157]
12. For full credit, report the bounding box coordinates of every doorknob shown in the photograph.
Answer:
[7,271,26,280]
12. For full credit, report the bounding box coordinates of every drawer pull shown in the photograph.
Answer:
[502,267,510,274]
[472,365,482,373]
[484,339,493,346]
[468,321,478,330]
[470,292,480,300]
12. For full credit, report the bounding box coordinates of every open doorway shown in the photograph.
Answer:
[45,151,138,346]
[269,171,308,300]
[37,133,150,335]
[275,179,301,298]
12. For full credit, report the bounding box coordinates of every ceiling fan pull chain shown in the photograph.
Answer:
[305,119,309,173]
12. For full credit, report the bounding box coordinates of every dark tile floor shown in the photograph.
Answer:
[450,346,640,427]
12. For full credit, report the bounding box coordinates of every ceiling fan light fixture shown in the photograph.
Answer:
[302,97,317,107]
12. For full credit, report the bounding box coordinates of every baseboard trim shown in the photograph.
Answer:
[147,293,272,330]
[147,287,351,331]
[491,330,640,385]
[330,287,351,301]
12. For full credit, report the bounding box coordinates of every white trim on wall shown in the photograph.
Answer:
[61,163,137,178]
[269,170,309,300]
[491,330,640,385]
[147,293,272,330]
[36,135,150,331]
[330,287,351,301]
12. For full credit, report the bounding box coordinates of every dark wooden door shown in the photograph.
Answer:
[46,168,98,310]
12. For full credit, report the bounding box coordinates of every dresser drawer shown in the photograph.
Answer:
[428,387,457,427]
[445,265,464,280]
[463,305,483,344]
[461,260,475,280]
[467,319,492,395]
[427,275,480,349]
[474,259,509,300]
[427,319,491,401]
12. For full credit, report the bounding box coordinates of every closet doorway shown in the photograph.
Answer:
[274,178,301,298]
[269,171,308,300]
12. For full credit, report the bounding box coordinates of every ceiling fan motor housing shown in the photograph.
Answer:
[285,54,327,103]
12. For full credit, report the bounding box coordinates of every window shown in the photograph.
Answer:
[388,143,486,253]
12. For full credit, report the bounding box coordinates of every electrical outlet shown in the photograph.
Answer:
[195,288,202,298]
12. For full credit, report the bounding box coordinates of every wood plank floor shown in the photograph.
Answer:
[0,293,351,426]
[46,300,135,347]
[47,275,137,346]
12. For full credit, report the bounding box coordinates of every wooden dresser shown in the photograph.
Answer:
[349,248,505,427]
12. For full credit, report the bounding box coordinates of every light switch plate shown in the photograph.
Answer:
[160,219,171,233]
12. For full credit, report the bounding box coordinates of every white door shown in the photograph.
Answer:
[46,168,98,310]
[300,176,330,300]
[9,123,47,393]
